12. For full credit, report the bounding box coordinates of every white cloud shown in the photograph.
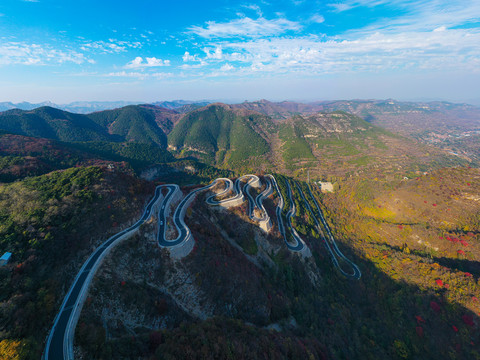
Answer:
[220,63,234,71]
[328,0,398,12]
[152,72,174,79]
[105,71,173,80]
[180,63,207,69]
[124,56,170,69]
[80,40,142,54]
[146,57,170,66]
[177,1,480,81]
[0,42,91,66]
[434,26,447,32]
[106,71,147,79]
[188,16,301,38]
[329,1,480,32]
[193,26,480,77]
[204,47,223,59]
[310,14,325,23]
[242,4,263,16]
[327,3,353,12]
[183,51,200,62]
[125,57,143,68]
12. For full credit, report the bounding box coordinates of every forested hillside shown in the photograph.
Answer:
[0,107,112,142]
[0,166,153,358]
[168,104,272,169]
[88,105,172,147]
[75,171,480,359]
[0,102,468,179]
[0,105,177,148]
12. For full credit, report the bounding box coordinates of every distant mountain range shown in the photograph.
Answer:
[0,100,211,114]
[2,98,478,116]
[0,98,477,175]
[232,98,480,120]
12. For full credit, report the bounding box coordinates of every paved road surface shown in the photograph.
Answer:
[43,186,163,360]
[267,175,304,252]
[301,182,361,279]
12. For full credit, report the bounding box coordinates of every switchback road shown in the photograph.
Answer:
[45,174,359,360]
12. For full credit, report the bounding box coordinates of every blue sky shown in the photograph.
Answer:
[0,0,479,103]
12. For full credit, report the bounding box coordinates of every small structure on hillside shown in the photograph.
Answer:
[318,181,334,193]
[0,252,12,266]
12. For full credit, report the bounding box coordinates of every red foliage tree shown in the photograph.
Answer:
[462,315,474,327]
[430,301,441,313]
[415,315,425,324]
[416,326,424,337]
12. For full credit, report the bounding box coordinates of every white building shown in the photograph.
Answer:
[318,182,334,193]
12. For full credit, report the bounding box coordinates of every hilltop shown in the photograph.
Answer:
[233,99,480,163]
[0,105,179,146]
[87,105,174,147]
[167,103,467,177]
[167,103,273,169]
[0,101,469,179]
[0,106,112,142]
[0,100,212,114]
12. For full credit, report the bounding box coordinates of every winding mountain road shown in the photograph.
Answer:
[268,175,305,251]
[300,182,361,279]
[44,173,360,360]
[43,186,163,360]
[254,176,273,222]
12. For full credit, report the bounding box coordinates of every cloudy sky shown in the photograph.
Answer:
[0,0,479,103]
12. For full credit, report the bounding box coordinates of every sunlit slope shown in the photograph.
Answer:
[276,111,468,177]
[168,104,273,168]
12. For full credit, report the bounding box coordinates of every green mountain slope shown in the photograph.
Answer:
[274,111,395,173]
[87,105,170,147]
[0,105,176,148]
[234,99,480,164]
[168,104,272,168]
[0,166,154,358]
[69,141,174,170]
[271,110,468,179]
[278,117,317,170]
[0,107,112,142]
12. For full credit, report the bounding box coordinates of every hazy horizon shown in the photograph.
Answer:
[1,96,479,107]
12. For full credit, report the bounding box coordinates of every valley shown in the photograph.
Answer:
[0,99,479,359]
